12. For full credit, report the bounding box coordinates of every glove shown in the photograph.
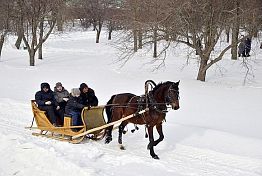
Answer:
[45,101,52,105]
[63,97,69,102]
[85,106,91,110]
[56,106,60,110]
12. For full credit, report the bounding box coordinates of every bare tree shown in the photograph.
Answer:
[17,0,62,66]
[231,0,240,60]
[0,0,14,59]
[74,0,114,43]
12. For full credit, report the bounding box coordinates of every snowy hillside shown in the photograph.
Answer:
[0,30,262,176]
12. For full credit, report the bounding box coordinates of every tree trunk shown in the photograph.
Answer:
[15,16,24,49]
[231,26,238,60]
[38,20,44,59]
[57,11,63,31]
[96,22,103,43]
[226,27,230,43]
[0,35,4,59]
[15,33,23,49]
[133,29,138,52]
[96,30,101,43]
[108,25,112,40]
[231,0,240,60]
[93,21,97,31]
[197,58,208,81]
[29,49,36,66]
[153,28,157,58]
[138,29,142,49]
[108,30,112,40]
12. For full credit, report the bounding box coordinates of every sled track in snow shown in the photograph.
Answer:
[84,137,262,176]
[162,144,262,176]
[1,100,262,176]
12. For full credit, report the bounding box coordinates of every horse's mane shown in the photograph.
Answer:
[152,81,175,94]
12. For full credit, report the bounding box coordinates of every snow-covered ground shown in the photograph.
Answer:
[0,30,262,176]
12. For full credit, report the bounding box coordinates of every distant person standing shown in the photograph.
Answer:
[35,82,59,126]
[238,41,246,57]
[244,37,252,57]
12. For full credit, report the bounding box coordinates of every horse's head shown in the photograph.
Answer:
[165,81,180,110]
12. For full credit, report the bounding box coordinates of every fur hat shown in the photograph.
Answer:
[71,88,80,97]
[55,82,62,88]
[79,83,88,91]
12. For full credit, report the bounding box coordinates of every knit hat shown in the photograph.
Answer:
[79,83,88,91]
[55,82,62,88]
[71,88,80,97]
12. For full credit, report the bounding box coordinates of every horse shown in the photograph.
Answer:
[104,80,180,159]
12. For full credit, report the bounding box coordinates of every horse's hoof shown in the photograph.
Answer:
[105,136,112,144]
[152,155,159,159]
[119,145,126,150]
[147,143,153,150]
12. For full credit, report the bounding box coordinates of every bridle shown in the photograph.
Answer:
[147,83,179,113]
[165,85,180,105]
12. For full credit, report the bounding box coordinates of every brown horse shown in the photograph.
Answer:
[104,80,180,159]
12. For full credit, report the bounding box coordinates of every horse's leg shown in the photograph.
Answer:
[118,121,128,150]
[105,96,116,144]
[152,123,164,147]
[105,126,113,144]
[147,126,159,159]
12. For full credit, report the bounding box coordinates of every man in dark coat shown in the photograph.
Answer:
[79,83,98,107]
[244,37,252,57]
[35,82,59,125]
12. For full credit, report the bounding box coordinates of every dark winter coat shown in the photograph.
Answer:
[35,83,58,107]
[238,42,245,55]
[65,95,85,114]
[79,88,98,107]
[54,87,70,103]
[245,38,251,49]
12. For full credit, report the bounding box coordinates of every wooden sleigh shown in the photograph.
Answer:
[27,100,148,143]
[27,100,106,143]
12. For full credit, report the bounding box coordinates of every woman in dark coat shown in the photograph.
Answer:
[35,82,59,125]
[65,88,85,126]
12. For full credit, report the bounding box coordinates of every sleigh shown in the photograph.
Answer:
[27,100,148,143]
[27,100,106,143]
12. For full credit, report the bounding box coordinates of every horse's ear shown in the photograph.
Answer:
[177,80,180,85]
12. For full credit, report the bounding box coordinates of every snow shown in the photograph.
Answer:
[0,30,262,176]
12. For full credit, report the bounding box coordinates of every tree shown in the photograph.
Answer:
[0,0,14,59]
[231,0,240,60]
[74,0,114,43]
[17,0,62,66]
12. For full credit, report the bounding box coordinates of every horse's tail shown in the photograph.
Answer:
[105,95,116,123]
